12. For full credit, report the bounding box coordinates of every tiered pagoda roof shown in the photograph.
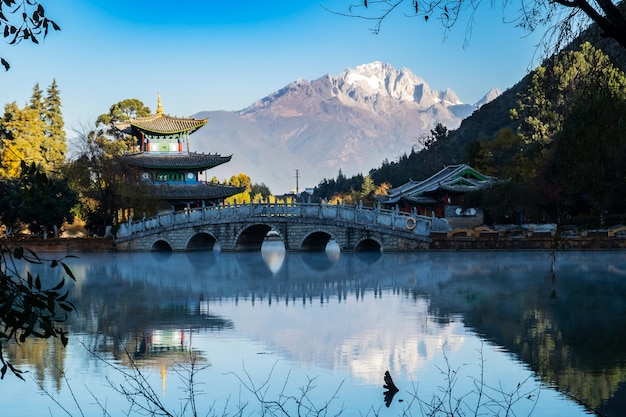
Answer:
[122,152,232,170]
[115,96,207,137]
[116,113,207,137]
[153,183,246,200]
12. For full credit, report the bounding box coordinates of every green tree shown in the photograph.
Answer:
[18,162,77,236]
[0,1,60,71]
[224,173,252,204]
[0,178,23,232]
[66,99,155,235]
[541,56,626,217]
[0,102,47,177]
[42,79,66,171]
[0,81,66,176]
[337,1,626,53]
[97,98,151,126]
[65,127,129,235]
[97,98,151,144]
[29,83,44,115]
[250,182,271,202]
[472,128,527,180]
[0,162,77,237]
[512,42,626,221]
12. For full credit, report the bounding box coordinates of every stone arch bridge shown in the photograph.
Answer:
[114,201,448,252]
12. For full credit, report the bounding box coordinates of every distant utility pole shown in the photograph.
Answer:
[295,169,300,195]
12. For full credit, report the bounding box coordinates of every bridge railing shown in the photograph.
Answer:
[116,200,449,238]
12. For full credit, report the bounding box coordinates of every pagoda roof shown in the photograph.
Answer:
[116,113,207,136]
[121,152,232,170]
[150,183,245,201]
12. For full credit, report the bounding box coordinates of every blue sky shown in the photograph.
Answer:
[2,0,544,134]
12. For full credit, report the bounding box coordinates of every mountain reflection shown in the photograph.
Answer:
[6,250,626,416]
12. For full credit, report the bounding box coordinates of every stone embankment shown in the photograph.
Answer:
[5,226,626,252]
[4,237,115,253]
[431,227,626,250]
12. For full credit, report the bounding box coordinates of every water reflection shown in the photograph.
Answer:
[261,240,285,273]
[7,250,626,416]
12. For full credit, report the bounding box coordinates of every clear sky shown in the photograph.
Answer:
[1,0,544,135]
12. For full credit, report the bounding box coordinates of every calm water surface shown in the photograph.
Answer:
[4,244,626,416]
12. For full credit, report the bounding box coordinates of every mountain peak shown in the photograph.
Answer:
[337,61,428,102]
[201,62,498,193]
[475,87,502,107]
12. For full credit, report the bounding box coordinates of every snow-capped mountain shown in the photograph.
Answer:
[192,62,500,193]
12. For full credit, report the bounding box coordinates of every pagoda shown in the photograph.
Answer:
[115,95,244,210]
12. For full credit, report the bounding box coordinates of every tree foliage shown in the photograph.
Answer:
[0,1,60,71]
[65,121,145,235]
[0,101,47,177]
[64,99,156,234]
[43,79,65,167]
[0,162,77,236]
[313,170,391,205]
[250,182,271,202]
[223,173,253,204]
[0,80,66,176]
[96,98,151,144]
[314,169,364,201]
[511,42,626,216]
[465,42,626,224]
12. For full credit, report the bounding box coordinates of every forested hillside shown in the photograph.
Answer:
[314,33,626,227]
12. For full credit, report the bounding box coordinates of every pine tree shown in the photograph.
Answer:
[29,83,44,115]
[43,79,66,172]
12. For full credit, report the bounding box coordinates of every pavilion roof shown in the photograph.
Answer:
[378,164,498,205]
[150,183,245,201]
[115,113,207,136]
[121,152,232,170]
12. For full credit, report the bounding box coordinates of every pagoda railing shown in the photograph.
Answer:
[116,200,448,238]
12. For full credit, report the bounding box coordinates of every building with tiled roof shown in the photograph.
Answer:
[377,164,499,227]
[116,95,244,208]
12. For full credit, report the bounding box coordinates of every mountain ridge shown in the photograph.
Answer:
[192,61,499,193]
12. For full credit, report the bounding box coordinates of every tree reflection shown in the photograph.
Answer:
[424,251,626,415]
[7,250,626,416]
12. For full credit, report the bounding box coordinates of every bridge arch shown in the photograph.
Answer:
[234,224,275,251]
[186,232,218,251]
[300,230,336,251]
[151,239,173,251]
[355,237,382,252]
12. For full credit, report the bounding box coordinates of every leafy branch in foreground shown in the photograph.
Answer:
[0,243,76,379]
[0,0,60,70]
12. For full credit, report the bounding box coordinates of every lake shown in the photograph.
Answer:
[3,244,624,416]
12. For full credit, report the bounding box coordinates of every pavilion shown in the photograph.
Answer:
[115,96,244,210]
[377,164,499,227]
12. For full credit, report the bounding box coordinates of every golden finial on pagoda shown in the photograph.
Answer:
[157,92,163,116]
